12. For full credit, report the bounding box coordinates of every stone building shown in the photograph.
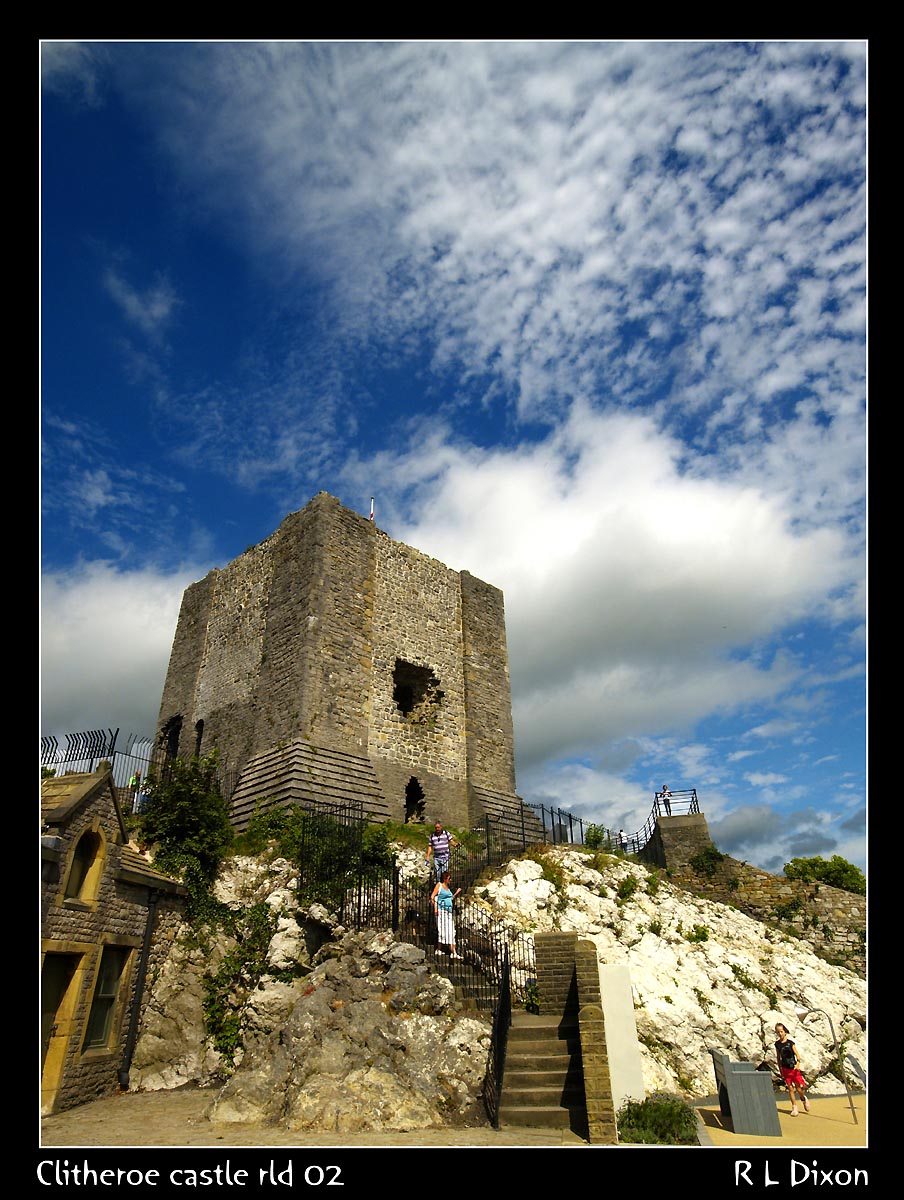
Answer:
[40,764,186,1114]
[156,492,527,833]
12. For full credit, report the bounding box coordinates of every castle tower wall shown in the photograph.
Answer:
[461,570,516,795]
[156,493,517,829]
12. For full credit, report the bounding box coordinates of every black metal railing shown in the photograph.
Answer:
[328,853,536,1012]
[483,948,512,1128]
[40,730,248,806]
[528,802,592,845]
[617,789,700,855]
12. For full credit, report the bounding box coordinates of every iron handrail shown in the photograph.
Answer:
[483,948,512,1128]
[617,789,699,854]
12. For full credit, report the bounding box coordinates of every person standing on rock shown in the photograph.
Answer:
[427,821,458,882]
[431,870,462,959]
[774,1023,810,1115]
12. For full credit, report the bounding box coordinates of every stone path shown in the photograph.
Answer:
[40,1085,868,1151]
[39,1086,589,1148]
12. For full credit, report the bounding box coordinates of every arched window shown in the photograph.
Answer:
[64,830,104,902]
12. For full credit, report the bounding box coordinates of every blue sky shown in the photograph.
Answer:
[40,40,867,873]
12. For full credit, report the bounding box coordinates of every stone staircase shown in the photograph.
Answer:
[498,1010,588,1135]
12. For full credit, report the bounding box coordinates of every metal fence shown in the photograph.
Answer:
[482,949,512,1128]
[40,731,247,801]
[325,849,536,1012]
[618,789,699,855]
[40,730,159,786]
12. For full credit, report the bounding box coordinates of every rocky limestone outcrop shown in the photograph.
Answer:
[131,854,492,1130]
[475,847,866,1097]
[208,929,490,1132]
[131,843,866,1132]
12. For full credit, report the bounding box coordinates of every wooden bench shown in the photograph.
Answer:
[711,1050,782,1136]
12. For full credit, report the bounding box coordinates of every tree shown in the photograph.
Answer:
[137,750,233,882]
[783,854,865,896]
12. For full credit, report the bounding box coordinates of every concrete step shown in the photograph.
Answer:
[509,1012,578,1034]
[504,1068,583,1089]
[501,1083,584,1105]
[506,1036,578,1055]
[506,1052,577,1072]
[498,1106,578,1129]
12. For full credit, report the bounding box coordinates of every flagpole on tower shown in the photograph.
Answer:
[369,498,374,522]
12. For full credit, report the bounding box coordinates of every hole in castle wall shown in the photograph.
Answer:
[392,659,444,721]
[161,715,182,761]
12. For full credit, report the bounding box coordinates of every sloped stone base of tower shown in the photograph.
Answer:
[470,785,546,850]
[228,738,393,831]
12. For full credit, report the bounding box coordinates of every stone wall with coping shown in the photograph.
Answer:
[643,813,865,977]
[534,931,618,1145]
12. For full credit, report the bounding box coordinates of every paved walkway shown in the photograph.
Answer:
[39,1086,866,1150]
[39,1087,588,1148]
[695,1093,867,1148]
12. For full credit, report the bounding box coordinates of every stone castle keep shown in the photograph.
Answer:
[157,492,522,832]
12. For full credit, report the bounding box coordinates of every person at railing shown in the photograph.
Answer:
[660,785,672,816]
[426,821,458,882]
[618,829,626,851]
[431,870,462,959]
[129,770,148,815]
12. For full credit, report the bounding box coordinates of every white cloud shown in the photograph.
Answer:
[364,404,857,770]
[99,43,863,539]
[40,562,195,737]
[745,772,791,787]
[41,41,107,106]
[103,268,181,341]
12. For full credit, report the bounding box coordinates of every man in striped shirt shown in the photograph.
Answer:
[427,821,458,881]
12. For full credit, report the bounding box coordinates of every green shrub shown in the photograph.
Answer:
[584,824,608,851]
[774,897,804,922]
[685,923,710,943]
[783,855,865,896]
[201,901,280,1067]
[616,1092,699,1145]
[689,844,725,877]
[616,874,639,904]
[137,750,233,882]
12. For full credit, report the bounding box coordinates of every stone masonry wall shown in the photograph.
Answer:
[574,937,618,1144]
[668,857,866,978]
[533,932,618,1144]
[461,571,517,796]
[642,814,865,977]
[157,493,515,830]
[368,528,470,825]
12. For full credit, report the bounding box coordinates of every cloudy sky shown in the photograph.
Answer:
[40,40,867,873]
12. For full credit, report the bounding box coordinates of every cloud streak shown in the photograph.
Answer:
[40,41,866,871]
